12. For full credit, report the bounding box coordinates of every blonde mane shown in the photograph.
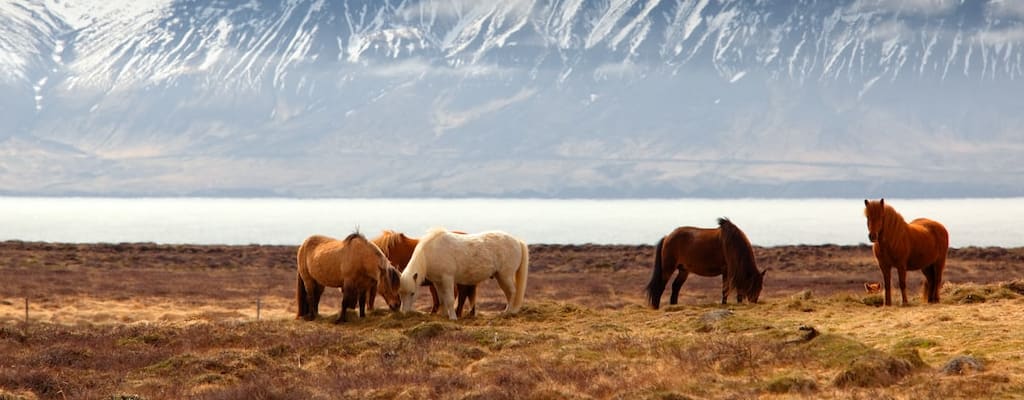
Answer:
[373,230,404,254]
[422,227,448,240]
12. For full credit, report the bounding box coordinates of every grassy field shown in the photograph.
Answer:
[1,242,1023,399]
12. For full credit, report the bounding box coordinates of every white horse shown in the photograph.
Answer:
[399,228,529,320]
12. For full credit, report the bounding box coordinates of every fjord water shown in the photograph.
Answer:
[2,197,1022,247]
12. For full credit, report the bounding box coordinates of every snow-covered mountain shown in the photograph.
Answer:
[2,0,1023,197]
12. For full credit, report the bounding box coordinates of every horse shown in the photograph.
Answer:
[399,228,529,320]
[863,199,949,306]
[371,230,478,317]
[645,218,767,309]
[295,232,402,323]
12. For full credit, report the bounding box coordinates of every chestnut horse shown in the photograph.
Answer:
[645,218,767,309]
[296,232,402,323]
[863,199,949,306]
[371,230,478,317]
[399,228,529,320]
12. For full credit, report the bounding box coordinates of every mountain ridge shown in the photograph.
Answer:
[1,0,1022,197]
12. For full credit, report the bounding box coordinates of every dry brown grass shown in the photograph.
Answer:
[2,242,1024,399]
[3,294,1024,399]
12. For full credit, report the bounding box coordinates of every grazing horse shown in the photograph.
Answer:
[371,230,478,317]
[399,228,529,320]
[295,232,402,323]
[645,218,767,309]
[863,199,949,306]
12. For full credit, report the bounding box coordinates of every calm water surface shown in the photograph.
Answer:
[2,197,1022,247]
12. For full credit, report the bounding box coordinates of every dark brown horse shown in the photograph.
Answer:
[645,218,767,309]
[863,199,949,306]
[296,232,401,323]
[371,230,478,317]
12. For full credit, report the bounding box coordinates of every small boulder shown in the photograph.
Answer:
[941,355,985,375]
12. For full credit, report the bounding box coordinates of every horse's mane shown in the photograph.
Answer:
[343,231,366,244]
[879,204,911,248]
[373,230,404,254]
[421,227,449,242]
[881,204,908,232]
[718,218,759,288]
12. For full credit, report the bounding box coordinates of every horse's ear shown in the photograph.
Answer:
[864,199,869,207]
[880,198,884,207]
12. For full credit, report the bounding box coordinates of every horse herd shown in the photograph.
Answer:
[295,198,950,323]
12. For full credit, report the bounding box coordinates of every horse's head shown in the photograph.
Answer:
[377,262,403,311]
[743,269,768,303]
[398,270,422,313]
[864,198,886,243]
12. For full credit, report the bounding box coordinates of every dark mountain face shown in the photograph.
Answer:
[2,0,1022,197]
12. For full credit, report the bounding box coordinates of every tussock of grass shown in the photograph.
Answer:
[860,294,885,306]
[942,282,1021,304]
[832,353,914,388]
[764,374,818,394]
[0,389,40,400]
[1002,280,1024,295]
[404,321,459,341]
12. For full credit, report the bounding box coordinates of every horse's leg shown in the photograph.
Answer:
[495,271,517,314]
[427,280,441,314]
[897,265,909,306]
[455,285,467,318]
[367,285,377,310]
[454,284,478,317]
[437,278,458,320]
[720,274,730,305]
[467,285,478,317]
[932,257,946,303]
[338,285,357,323]
[358,290,367,318]
[669,268,688,305]
[312,285,325,318]
[304,282,322,321]
[880,265,892,306]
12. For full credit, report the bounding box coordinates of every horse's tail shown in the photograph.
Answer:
[925,220,950,303]
[295,237,315,319]
[296,272,309,319]
[645,236,667,309]
[511,240,529,313]
[718,218,757,289]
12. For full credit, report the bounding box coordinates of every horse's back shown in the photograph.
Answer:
[909,218,949,244]
[297,235,335,270]
[298,233,380,288]
[908,218,950,264]
[421,229,525,282]
[663,226,726,275]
